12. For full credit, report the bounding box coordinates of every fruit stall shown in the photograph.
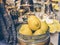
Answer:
[17,0,60,45]
[0,0,60,45]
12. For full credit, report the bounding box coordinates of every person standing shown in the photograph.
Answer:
[0,0,17,45]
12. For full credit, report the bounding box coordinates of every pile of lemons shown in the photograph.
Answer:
[52,0,59,10]
[48,19,60,33]
[19,15,48,36]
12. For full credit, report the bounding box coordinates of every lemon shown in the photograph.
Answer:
[54,4,59,10]
[48,24,57,33]
[40,21,48,32]
[56,24,60,32]
[33,21,48,35]
[48,19,60,33]
[53,19,60,32]
[33,29,45,35]
[28,15,41,30]
[19,24,32,35]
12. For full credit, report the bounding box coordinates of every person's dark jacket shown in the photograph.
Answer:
[0,2,17,45]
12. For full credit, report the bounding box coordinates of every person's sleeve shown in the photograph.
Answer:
[0,3,6,14]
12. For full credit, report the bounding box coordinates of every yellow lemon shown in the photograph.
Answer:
[40,21,48,32]
[52,19,60,32]
[28,15,41,30]
[48,24,57,33]
[33,29,44,35]
[56,24,60,32]
[54,4,59,10]
[19,24,32,35]
[33,21,48,35]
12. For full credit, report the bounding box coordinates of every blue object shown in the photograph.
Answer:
[0,2,17,45]
[0,40,10,45]
[58,33,60,45]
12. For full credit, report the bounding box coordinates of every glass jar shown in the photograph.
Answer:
[17,23,50,45]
